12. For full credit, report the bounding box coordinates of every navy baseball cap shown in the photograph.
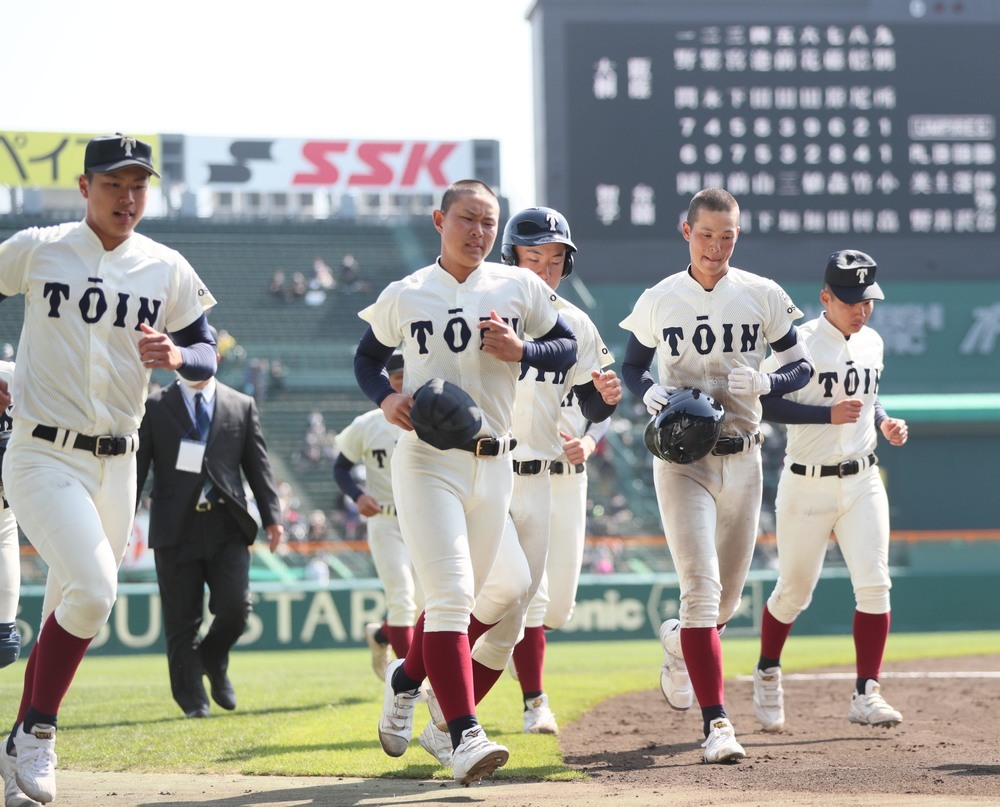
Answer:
[84,133,160,177]
[824,250,884,303]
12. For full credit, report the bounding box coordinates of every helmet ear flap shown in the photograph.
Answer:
[561,251,574,278]
[500,243,517,266]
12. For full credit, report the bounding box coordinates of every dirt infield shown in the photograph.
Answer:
[52,654,1000,806]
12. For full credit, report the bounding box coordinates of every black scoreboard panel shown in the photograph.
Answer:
[531,0,999,282]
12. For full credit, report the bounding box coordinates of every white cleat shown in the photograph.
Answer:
[849,680,903,727]
[701,717,747,764]
[377,659,420,757]
[13,723,56,805]
[522,693,559,735]
[0,739,42,807]
[424,684,448,732]
[658,619,693,711]
[451,726,509,786]
[418,721,454,766]
[753,666,785,732]
[365,623,391,682]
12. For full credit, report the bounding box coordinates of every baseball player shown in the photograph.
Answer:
[354,180,578,785]
[0,134,217,805]
[753,250,908,733]
[508,403,612,731]
[0,361,19,674]
[0,369,35,807]
[620,188,813,763]
[333,351,422,680]
[417,208,618,761]
[466,207,619,741]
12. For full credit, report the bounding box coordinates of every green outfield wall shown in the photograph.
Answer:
[14,566,999,656]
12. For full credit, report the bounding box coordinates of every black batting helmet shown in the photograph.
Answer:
[500,207,577,277]
[643,387,725,464]
[410,378,483,452]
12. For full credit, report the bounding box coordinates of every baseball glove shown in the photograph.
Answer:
[409,379,483,451]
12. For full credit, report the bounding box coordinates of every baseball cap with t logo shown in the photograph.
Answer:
[823,249,883,303]
[84,133,160,177]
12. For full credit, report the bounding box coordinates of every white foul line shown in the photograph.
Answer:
[735,671,1000,682]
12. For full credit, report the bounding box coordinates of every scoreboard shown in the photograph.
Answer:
[530,0,1000,282]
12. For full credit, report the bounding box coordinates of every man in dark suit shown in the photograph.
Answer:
[136,329,284,718]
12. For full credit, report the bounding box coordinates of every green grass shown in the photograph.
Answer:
[1,631,996,781]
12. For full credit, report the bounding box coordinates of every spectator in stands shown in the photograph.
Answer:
[305,555,331,583]
[269,269,288,300]
[215,329,237,359]
[312,257,336,291]
[290,272,308,300]
[268,359,287,399]
[243,358,270,402]
[306,509,331,543]
[339,254,368,294]
[298,432,324,467]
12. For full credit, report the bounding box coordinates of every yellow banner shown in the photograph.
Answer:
[0,131,160,188]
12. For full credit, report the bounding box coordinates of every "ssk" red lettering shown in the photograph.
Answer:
[292,140,458,189]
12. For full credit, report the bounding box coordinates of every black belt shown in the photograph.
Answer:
[456,436,517,457]
[513,459,549,475]
[791,454,877,478]
[551,461,585,475]
[32,425,135,457]
[712,432,763,456]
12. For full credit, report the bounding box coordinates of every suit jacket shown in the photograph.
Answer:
[136,381,282,549]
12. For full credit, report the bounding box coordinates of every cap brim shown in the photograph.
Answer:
[87,159,160,178]
[829,281,884,303]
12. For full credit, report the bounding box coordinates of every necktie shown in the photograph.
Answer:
[194,393,211,441]
[194,392,220,507]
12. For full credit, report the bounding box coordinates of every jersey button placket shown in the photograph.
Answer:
[454,283,478,413]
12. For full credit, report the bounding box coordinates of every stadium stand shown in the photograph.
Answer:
[0,216,682,578]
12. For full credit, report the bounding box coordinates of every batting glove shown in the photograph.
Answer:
[727,365,772,396]
[642,384,675,416]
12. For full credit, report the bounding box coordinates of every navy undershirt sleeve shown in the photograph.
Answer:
[171,314,218,381]
[572,380,616,423]
[769,326,799,353]
[766,359,812,396]
[621,335,657,399]
[333,453,364,501]
[874,397,887,428]
[353,328,397,405]
[760,395,831,424]
[763,326,812,395]
[521,315,577,372]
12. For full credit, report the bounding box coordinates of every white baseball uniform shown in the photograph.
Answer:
[473,300,614,669]
[0,221,216,638]
[0,361,17,626]
[529,335,613,631]
[335,409,421,627]
[762,313,891,621]
[358,260,560,634]
[620,266,802,628]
